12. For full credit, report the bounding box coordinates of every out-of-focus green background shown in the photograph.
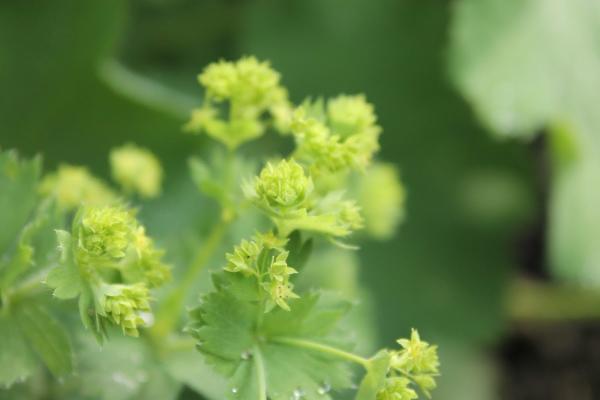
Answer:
[3,1,600,398]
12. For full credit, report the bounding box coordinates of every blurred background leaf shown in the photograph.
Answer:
[449,0,600,288]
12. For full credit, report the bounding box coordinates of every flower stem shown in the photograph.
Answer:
[253,345,268,400]
[151,220,229,338]
[271,336,370,368]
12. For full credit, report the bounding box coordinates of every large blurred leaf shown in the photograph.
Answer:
[16,305,73,379]
[450,0,600,286]
[449,0,600,139]
[0,314,36,388]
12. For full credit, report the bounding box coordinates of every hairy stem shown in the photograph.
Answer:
[152,221,229,338]
[271,336,370,368]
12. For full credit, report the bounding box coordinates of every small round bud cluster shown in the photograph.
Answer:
[254,159,313,212]
[40,164,117,210]
[110,143,163,199]
[74,206,136,265]
[186,56,291,149]
[224,233,298,311]
[327,95,378,138]
[377,377,417,400]
[291,95,381,175]
[380,329,439,399]
[265,251,299,311]
[338,200,364,232]
[64,205,170,337]
[247,160,363,240]
[358,163,405,240]
[130,226,171,288]
[200,57,281,108]
[98,283,150,337]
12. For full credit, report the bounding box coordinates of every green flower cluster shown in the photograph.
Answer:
[39,164,117,210]
[246,158,363,239]
[96,283,151,337]
[291,95,381,175]
[110,143,163,198]
[47,205,170,338]
[74,206,136,267]
[185,56,292,149]
[224,233,298,310]
[357,163,405,239]
[378,329,440,399]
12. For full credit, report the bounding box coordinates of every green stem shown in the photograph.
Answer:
[99,60,197,119]
[253,345,268,400]
[271,336,369,368]
[151,221,229,338]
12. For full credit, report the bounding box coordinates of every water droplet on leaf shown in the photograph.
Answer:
[291,387,305,400]
[317,382,331,395]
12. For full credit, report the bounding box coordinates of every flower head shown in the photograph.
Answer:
[390,329,440,398]
[391,329,440,375]
[224,233,298,311]
[74,205,137,265]
[377,377,418,400]
[327,94,378,138]
[110,143,163,198]
[291,95,381,174]
[187,56,290,148]
[253,159,313,212]
[40,164,117,210]
[98,283,150,337]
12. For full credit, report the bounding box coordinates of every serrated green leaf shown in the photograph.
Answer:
[0,313,36,388]
[1,199,63,289]
[355,350,391,400]
[46,231,82,299]
[188,272,354,400]
[16,304,73,378]
[74,334,180,400]
[0,151,40,258]
[163,349,228,399]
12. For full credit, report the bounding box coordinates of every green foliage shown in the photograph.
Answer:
[0,152,73,387]
[450,0,600,287]
[183,56,438,400]
[47,205,169,339]
[187,272,354,400]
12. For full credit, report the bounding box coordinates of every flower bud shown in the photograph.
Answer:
[110,143,163,198]
[254,159,313,212]
[74,206,136,266]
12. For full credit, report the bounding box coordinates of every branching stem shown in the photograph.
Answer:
[152,220,229,338]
